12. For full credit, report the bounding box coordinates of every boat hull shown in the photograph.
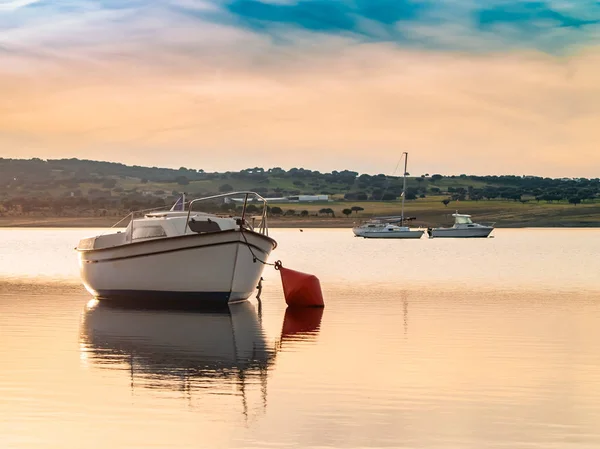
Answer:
[428,227,493,238]
[353,228,424,239]
[77,230,276,304]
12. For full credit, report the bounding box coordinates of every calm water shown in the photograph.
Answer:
[1,228,600,449]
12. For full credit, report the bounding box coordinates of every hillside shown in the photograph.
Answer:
[1,158,599,227]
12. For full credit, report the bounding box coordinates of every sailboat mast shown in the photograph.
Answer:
[401,152,408,224]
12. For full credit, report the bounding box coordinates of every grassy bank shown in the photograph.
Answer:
[1,197,599,228]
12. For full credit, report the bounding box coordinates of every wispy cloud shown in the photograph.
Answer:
[2,0,600,57]
[0,0,41,12]
[215,0,600,52]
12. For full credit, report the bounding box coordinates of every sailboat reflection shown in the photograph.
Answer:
[80,299,276,416]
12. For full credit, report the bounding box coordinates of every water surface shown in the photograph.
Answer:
[1,228,599,448]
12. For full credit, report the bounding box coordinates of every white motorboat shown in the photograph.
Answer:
[76,192,277,304]
[427,212,494,238]
[352,152,424,239]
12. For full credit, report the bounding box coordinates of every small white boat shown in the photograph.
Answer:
[352,152,424,239]
[427,212,494,238]
[76,192,277,304]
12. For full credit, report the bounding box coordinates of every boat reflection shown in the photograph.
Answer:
[80,298,276,416]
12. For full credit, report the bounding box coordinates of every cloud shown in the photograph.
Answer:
[0,0,41,12]
[214,0,600,52]
[2,0,600,63]
[1,1,600,176]
[477,1,600,28]
[222,0,424,37]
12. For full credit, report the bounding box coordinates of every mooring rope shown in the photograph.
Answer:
[239,229,280,268]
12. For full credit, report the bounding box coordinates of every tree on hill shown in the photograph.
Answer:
[270,206,283,215]
[102,179,117,189]
[175,176,189,185]
[342,208,352,217]
[319,208,335,217]
[351,206,364,215]
[3,159,600,218]
[569,197,581,206]
[370,189,384,200]
[382,193,398,200]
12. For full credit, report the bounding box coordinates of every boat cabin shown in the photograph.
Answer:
[453,214,474,225]
[77,212,242,251]
[135,211,238,240]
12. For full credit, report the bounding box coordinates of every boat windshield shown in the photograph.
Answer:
[455,215,473,224]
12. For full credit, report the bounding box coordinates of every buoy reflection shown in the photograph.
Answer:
[280,307,324,343]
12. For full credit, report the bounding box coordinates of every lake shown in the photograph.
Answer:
[1,228,600,449]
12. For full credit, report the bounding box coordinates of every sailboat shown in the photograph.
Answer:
[352,152,425,239]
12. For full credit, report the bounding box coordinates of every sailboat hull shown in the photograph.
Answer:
[353,228,424,239]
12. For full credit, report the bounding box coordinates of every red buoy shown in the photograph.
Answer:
[275,261,324,308]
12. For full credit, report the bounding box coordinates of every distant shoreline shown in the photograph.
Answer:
[0,216,599,229]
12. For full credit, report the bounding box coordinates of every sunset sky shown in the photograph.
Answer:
[1,0,600,177]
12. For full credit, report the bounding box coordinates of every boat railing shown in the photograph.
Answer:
[184,191,270,236]
[104,192,270,241]
[101,204,173,238]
